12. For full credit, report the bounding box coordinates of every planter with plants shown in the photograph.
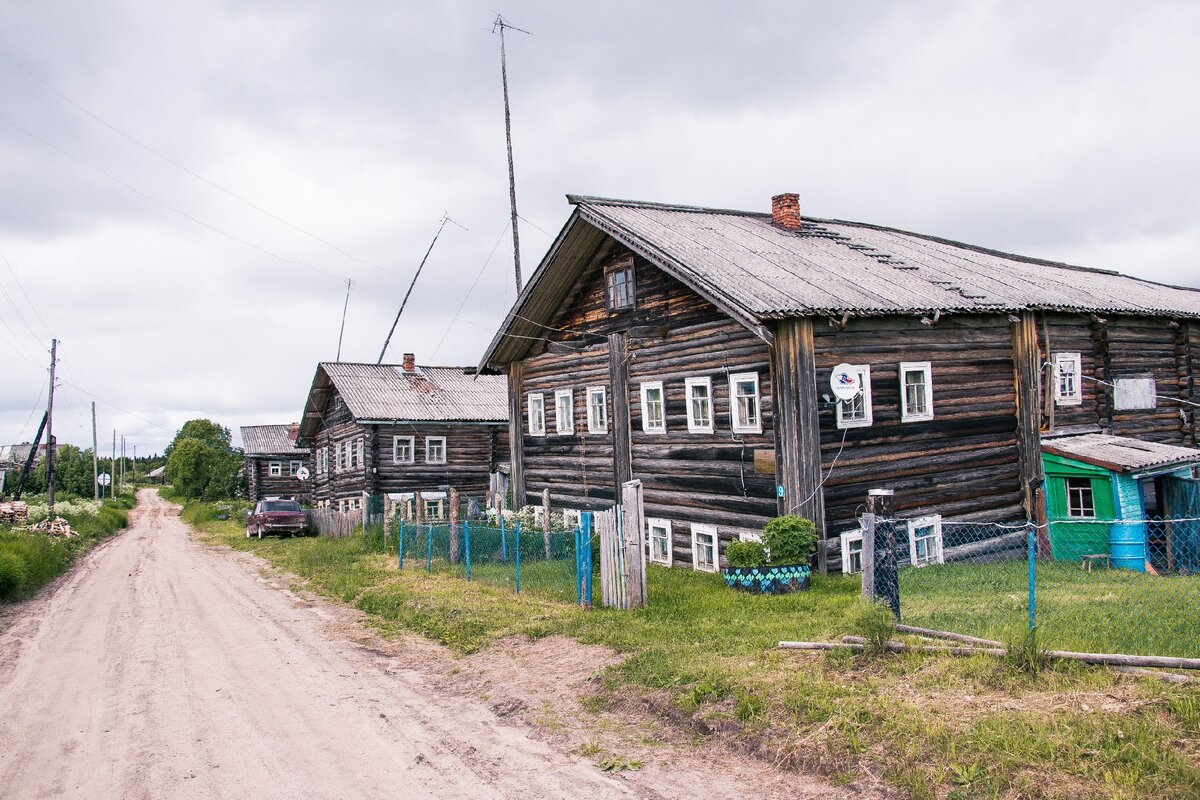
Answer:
[722,515,817,594]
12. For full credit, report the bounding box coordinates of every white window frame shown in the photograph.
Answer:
[835,365,874,429]
[728,372,762,434]
[356,438,364,469]
[691,523,718,572]
[906,515,944,567]
[899,361,934,422]
[288,460,303,477]
[1053,352,1083,406]
[586,386,608,434]
[268,461,282,477]
[640,381,666,433]
[562,509,582,530]
[393,436,415,464]
[527,392,546,436]
[425,436,447,464]
[840,529,864,575]
[425,498,445,520]
[531,505,545,527]
[685,377,714,434]
[554,389,574,435]
[334,444,343,472]
[647,517,673,566]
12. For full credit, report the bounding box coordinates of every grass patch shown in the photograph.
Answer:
[185,495,1200,800]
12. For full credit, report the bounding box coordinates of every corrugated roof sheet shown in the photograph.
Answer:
[241,424,309,457]
[1043,434,1200,472]
[318,363,508,422]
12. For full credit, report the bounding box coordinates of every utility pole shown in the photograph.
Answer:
[132,444,136,484]
[111,430,116,500]
[46,339,57,517]
[120,435,125,494]
[493,14,530,292]
[91,401,98,501]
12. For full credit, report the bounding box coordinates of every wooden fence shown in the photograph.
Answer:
[308,508,362,538]
[596,480,647,610]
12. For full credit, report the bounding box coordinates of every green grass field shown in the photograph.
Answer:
[184,497,1200,800]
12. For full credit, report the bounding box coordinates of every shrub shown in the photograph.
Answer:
[725,539,767,568]
[852,600,896,657]
[0,551,28,598]
[762,515,818,565]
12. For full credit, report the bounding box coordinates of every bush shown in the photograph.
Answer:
[724,539,767,568]
[762,515,818,565]
[0,551,28,598]
[852,600,896,657]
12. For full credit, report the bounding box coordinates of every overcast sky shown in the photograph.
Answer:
[2,0,1198,455]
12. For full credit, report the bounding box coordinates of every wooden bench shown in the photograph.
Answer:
[1080,554,1111,572]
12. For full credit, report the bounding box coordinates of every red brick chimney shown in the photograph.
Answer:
[402,353,416,372]
[288,422,299,442]
[771,193,802,230]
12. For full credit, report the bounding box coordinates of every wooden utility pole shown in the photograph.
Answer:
[91,402,98,501]
[493,14,530,292]
[46,339,57,517]
[111,430,116,500]
[120,435,125,494]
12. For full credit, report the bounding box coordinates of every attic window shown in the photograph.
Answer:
[606,258,635,311]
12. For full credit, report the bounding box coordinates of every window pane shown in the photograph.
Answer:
[644,386,664,430]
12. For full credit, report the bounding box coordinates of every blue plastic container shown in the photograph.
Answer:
[1109,522,1147,572]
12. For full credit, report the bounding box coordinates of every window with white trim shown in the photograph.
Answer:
[1065,477,1096,518]
[356,438,364,469]
[685,377,714,433]
[899,361,934,422]
[268,461,282,477]
[836,365,873,429]
[562,509,582,530]
[641,381,666,433]
[840,529,864,575]
[554,389,574,435]
[527,393,546,436]
[729,372,761,433]
[393,436,415,464]
[692,524,718,572]
[907,515,944,567]
[586,387,607,434]
[648,518,672,566]
[289,460,303,477]
[334,444,343,472]
[1054,353,1082,406]
[425,498,445,520]
[425,436,446,464]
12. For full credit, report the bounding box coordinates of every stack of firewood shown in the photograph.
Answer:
[0,501,29,525]
[28,516,76,537]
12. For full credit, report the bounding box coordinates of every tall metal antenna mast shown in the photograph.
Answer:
[492,14,530,292]
[335,278,352,362]
[377,213,466,364]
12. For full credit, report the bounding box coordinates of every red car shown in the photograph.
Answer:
[246,499,308,538]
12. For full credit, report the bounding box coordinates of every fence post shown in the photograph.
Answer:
[464,519,472,582]
[426,523,434,574]
[449,487,460,564]
[383,494,393,552]
[500,510,507,561]
[860,512,876,601]
[575,524,582,606]
[621,479,647,608]
[542,488,552,559]
[398,518,405,570]
[415,491,425,524]
[867,489,899,618]
[582,512,593,608]
[515,521,522,594]
[1027,522,1036,630]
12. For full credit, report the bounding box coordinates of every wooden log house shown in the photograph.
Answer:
[241,423,312,504]
[477,193,1200,572]
[295,355,509,515]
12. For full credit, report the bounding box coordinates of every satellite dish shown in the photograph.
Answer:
[830,363,861,401]
[296,466,311,481]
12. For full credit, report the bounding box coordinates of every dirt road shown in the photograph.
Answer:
[0,491,716,799]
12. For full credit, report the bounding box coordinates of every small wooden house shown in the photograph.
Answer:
[478,193,1200,572]
[295,355,509,515]
[241,423,312,504]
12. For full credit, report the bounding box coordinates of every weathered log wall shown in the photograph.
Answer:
[245,455,311,504]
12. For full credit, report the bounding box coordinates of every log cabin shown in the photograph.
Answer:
[241,423,312,504]
[295,355,509,516]
[477,193,1200,573]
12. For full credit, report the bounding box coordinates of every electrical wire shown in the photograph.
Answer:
[1078,372,1200,409]
[430,222,510,361]
[0,245,53,338]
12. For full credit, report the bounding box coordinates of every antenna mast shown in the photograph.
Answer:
[493,14,530,292]
[335,278,352,361]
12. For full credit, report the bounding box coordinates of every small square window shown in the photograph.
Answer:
[729,372,761,434]
[692,524,718,572]
[554,389,574,435]
[899,361,934,422]
[907,515,944,567]
[641,381,666,433]
[425,499,445,520]
[268,461,282,477]
[587,387,607,434]
[685,377,714,434]
[840,529,864,574]
[288,460,303,477]
[393,436,415,464]
[606,258,636,311]
[835,365,873,429]
[425,437,446,464]
[527,393,546,436]
[648,518,672,566]
[1065,477,1096,518]
[1054,353,1083,406]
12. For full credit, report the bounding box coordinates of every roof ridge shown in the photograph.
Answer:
[567,194,769,218]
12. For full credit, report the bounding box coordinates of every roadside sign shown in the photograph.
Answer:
[296,466,310,481]
[97,473,112,487]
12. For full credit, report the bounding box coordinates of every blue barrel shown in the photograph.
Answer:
[1109,523,1147,572]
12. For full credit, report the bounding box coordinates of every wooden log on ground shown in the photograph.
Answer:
[779,639,1200,670]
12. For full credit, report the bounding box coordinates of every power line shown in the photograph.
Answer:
[0,247,50,343]
[430,222,510,361]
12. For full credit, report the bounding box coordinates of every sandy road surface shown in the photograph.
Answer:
[0,491,671,799]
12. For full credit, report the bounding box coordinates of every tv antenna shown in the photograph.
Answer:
[492,13,530,292]
[335,278,352,361]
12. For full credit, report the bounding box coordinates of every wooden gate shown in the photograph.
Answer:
[595,479,647,609]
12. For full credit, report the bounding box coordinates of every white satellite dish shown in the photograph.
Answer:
[830,363,862,401]
[296,466,311,481]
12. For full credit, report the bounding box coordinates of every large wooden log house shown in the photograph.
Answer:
[477,193,1200,572]
[295,355,509,514]
[241,423,312,504]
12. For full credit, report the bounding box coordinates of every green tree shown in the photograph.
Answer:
[163,419,231,457]
[164,418,243,500]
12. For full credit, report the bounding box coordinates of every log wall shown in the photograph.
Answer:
[245,455,311,504]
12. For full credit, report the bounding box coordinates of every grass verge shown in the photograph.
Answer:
[183,497,1200,800]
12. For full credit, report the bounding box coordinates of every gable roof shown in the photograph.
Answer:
[240,424,309,457]
[480,195,1200,367]
[298,362,508,440]
[1042,434,1200,473]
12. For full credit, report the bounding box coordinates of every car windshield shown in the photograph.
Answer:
[262,501,301,512]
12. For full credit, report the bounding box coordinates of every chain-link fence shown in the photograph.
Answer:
[870,516,1200,658]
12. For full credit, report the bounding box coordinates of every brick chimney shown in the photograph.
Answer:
[402,353,416,372]
[771,193,802,230]
[288,422,299,442]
